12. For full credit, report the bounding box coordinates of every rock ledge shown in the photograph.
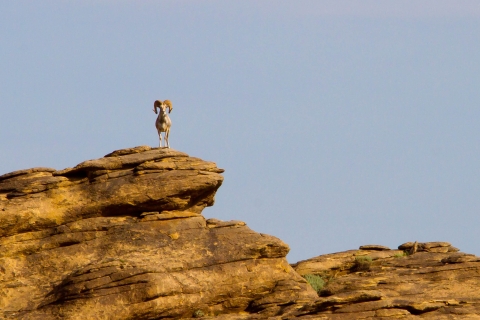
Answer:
[1,147,479,319]
[0,146,315,319]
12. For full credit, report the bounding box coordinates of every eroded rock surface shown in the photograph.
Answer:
[0,146,316,319]
[2,146,480,319]
[291,242,480,319]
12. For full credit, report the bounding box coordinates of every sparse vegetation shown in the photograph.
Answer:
[193,310,204,318]
[352,256,372,271]
[303,274,326,293]
[394,251,409,258]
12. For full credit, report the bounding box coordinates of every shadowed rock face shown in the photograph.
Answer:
[2,146,480,319]
[0,146,317,319]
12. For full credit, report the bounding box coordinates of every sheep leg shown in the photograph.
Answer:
[165,130,170,148]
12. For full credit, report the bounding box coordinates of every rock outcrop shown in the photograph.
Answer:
[291,242,480,319]
[1,146,480,319]
[0,146,316,319]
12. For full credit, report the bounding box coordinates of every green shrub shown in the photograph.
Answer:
[193,310,204,318]
[352,256,372,271]
[394,251,409,258]
[303,274,325,293]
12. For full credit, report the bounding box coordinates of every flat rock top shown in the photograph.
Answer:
[0,146,225,237]
[54,147,191,176]
[0,146,192,180]
[104,145,153,157]
[0,167,57,182]
[359,244,390,251]
[399,241,452,250]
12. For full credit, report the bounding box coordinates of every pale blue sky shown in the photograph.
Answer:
[1,1,480,263]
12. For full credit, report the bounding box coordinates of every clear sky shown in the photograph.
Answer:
[1,1,480,263]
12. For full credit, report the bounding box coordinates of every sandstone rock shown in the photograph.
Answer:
[0,149,224,238]
[397,241,460,255]
[0,167,56,179]
[399,241,450,250]
[359,244,390,251]
[422,241,452,249]
[441,253,480,264]
[104,145,152,157]
[3,147,480,319]
[206,218,246,228]
[291,242,480,319]
[0,147,317,319]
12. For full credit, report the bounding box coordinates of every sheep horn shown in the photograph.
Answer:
[163,100,172,113]
[153,100,161,114]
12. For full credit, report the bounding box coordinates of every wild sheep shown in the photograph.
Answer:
[153,100,172,148]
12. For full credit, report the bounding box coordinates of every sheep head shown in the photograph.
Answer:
[153,100,172,114]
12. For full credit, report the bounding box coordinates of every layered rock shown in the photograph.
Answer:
[291,242,480,319]
[0,146,316,319]
[2,146,480,319]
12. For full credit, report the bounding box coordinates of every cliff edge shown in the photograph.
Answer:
[1,146,480,319]
[0,146,315,319]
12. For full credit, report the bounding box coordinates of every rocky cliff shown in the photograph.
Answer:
[0,146,316,319]
[291,242,480,319]
[1,146,479,319]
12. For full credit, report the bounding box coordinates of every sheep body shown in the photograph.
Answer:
[153,100,172,148]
